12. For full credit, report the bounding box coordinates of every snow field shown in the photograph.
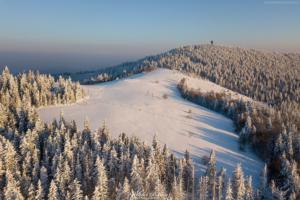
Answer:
[39,68,264,186]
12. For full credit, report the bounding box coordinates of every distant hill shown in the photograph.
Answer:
[54,44,300,107]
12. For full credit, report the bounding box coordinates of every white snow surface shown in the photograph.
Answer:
[39,68,263,185]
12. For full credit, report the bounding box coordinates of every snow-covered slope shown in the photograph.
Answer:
[39,68,263,185]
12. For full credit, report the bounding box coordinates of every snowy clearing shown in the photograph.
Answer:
[39,68,263,185]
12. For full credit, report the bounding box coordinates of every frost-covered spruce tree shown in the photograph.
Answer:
[275,133,284,156]
[286,132,294,160]
[216,167,226,200]
[101,119,110,146]
[92,156,108,200]
[259,163,268,198]
[70,178,83,200]
[184,149,194,195]
[27,183,35,200]
[152,133,161,163]
[82,116,91,148]
[108,146,119,180]
[5,170,24,200]
[35,180,44,200]
[198,176,208,200]
[245,176,253,200]
[48,180,61,200]
[225,178,234,200]
[232,163,245,200]
[284,160,300,195]
[276,189,287,200]
[154,179,167,200]
[206,149,216,199]
[171,178,186,200]
[116,177,131,200]
[145,149,159,194]
[269,180,277,200]
[130,155,143,192]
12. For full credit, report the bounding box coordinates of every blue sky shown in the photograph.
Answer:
[0,0,299,73]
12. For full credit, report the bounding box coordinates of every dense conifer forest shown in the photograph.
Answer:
[1,43,300,199]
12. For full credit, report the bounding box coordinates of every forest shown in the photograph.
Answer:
[1,42,300,199]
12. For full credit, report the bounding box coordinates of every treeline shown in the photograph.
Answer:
[54,44,300,112]
[55,63,158,85]
[177,77,300,198]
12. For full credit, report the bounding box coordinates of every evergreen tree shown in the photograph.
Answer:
[83,116,91,147]
[284,160,300,194]
[225,178,234,200]
[245,176,253,200]
[5,170,24,200]
[130,155,143,192]
[48,180,61,200]
[216,167,226,200]
[101,119,110,146]
[35,180,44,200]
[70,178,83,200]
[184,149,194,195]
[145,152,159,194]
[154,179,167,200]
[232,163,245,200]
[116,177,131,200]
[198,176,208,200]
[109,146,119,180]
[259,163,268,198]
[92,156,108,200]
[28,183,35,200]
[206,149,216,199]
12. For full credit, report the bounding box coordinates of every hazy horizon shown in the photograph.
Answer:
[1,0,299,74]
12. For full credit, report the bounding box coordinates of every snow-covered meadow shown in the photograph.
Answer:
[39,68,263,185]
